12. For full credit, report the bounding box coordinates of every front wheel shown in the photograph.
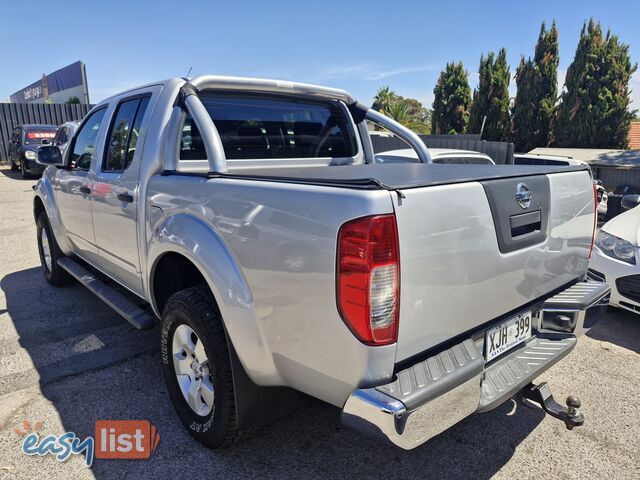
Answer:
[36,212,72,286]
[21,160,29,179]
[160,286,245,448]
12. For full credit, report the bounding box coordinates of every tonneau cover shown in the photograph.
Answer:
[218,163,590,190]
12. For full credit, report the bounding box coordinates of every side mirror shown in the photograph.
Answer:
[36,145,63,166]
[621,194,640,210]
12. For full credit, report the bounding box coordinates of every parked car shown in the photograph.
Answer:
[590,195,640,313]
[515,155,608,218]
[33,75,608,450]
[376,147,495,164]
[53,121,79,158]
[513,153,585,167]
[9,124,58,178]
[595,180,608,219]
[604,184,640,220]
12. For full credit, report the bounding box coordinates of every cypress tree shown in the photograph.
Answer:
[431,62,471,134]
[469,48,511,141]
[512,21,559,152]
[555,19,637,148]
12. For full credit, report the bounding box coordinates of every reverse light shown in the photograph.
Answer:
[337,214,399,345]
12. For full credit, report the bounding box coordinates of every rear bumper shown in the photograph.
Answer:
[341,280,610,450]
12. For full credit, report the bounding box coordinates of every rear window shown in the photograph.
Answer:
[23,129,57,145]
[185,93,357,161]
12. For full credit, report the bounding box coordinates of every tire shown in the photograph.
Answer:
[21,160,29,179]
[36,212,72,286]
[160,285,244,448]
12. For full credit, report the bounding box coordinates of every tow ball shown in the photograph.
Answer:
[521,382,584,430]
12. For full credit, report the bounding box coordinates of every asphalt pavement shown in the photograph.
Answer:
[0,166,638,479]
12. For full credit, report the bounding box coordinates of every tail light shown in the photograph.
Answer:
[589,182,597,259]
[337,214,399,345]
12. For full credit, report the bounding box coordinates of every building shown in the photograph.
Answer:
[9,61,90,104]
[629,121,640,150]
[528,147,640,190]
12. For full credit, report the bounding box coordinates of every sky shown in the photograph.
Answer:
[1,0,639,109]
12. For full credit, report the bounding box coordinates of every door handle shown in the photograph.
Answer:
[117,193,134,203]
[79,186,91,195]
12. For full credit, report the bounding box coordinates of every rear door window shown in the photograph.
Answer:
[193,93,357,161]
[103,96,150,172]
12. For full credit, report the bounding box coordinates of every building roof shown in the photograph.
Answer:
[629,122,640,150]
[527,147,640,168]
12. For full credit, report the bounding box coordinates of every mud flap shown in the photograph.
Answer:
[227,340,300,430]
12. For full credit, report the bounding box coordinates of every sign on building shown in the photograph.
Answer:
[9,61,90,104]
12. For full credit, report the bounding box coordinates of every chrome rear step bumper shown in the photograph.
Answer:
[341,280,609,449]
[541,280,610,336]
[341,340,483,450]
[479,334,575,412]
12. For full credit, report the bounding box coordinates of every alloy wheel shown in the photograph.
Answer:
[172,324,215,416]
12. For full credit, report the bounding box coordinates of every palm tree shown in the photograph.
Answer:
[386,100,410,123]
[372,86,395,115]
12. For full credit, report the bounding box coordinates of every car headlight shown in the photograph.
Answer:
[596,230,636,264]
[24,150,36,160]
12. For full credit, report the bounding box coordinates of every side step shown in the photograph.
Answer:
[57,257,155,330]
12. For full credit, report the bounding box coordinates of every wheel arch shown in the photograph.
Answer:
[33,179,72,255]
[147,212,281,386]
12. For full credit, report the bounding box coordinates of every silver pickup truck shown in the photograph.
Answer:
[33,75,610,450]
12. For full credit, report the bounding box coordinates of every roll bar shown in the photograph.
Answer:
[189,75,355,104]
[173,78,431,173]
[364,109,432,164]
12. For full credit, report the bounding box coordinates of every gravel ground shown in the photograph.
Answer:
[0,167,638,479]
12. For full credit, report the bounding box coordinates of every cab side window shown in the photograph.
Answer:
[70,108,107,170]
[103,96,150,172]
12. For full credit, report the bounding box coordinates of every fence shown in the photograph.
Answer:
[370,133,515,164]
[0,102,93,163]
[591,165,640,192]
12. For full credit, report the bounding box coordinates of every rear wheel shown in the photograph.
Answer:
[160,286,244,448]
[36,212,72,286]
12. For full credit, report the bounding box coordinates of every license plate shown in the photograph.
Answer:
[485,311,532,362]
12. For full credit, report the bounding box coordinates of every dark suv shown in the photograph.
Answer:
[9,124,59,178]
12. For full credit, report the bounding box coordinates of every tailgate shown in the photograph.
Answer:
[393,170,594,362]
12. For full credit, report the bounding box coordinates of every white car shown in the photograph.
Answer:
[375,148,495,164]
[595,183,608,219]
[590,201,640,313]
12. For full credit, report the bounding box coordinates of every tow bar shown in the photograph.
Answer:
[522,382,584,430]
